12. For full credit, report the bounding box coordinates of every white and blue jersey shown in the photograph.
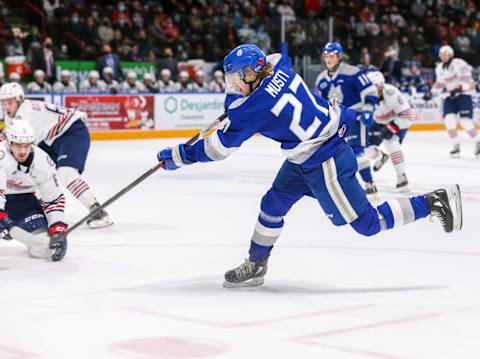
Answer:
[314,63,377,113]
[184,54,350,167]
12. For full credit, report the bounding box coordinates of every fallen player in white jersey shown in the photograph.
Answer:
[0,120,67,260]
[0,82,112,228]
[365,71,414,192]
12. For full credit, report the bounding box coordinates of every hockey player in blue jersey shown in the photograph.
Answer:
[315,42,379,196]
[157,44,463,288]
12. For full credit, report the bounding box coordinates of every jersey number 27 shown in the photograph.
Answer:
[270,74,328,141]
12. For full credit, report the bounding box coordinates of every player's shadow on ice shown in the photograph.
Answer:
[127,279,447,296]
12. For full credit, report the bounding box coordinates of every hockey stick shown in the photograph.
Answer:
[51,112,228,246]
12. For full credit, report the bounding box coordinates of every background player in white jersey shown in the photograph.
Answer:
[366,71,414,191]
[0,82,112,228]
[0,120,67,261]
[430,45,480,158]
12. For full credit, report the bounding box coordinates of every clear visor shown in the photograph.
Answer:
[224,72,243,95]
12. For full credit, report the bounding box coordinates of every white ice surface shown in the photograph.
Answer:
[1,131,480,359]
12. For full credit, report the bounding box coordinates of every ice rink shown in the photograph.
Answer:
[2,131,480,359]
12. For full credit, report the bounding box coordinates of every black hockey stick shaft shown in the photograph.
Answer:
[57,112,227,241]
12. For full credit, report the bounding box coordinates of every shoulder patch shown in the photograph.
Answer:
[228,97,248,110]
[386,88,395,96]
[339,63,360,76]
[46,155,55,167]
[266,53,282,67]
[0,150,5,160]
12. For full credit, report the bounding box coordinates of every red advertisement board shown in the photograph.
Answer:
[65,95,155,131]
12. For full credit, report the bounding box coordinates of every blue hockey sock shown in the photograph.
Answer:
[377,195,430,229]
[359,166,373,183]
[249,241,273,262]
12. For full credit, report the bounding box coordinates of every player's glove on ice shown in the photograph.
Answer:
[0,211,14,240]
[157,144,193,170]
[359,111,374,127]
[48,222,68,262]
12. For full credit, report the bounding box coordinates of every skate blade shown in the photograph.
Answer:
[448,184,463,231]
[450,153,460,159]
[223,277,264,288]
[397,185,409,193]
[87,219,114,229]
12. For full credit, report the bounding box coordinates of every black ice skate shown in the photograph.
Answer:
[396,174,409,192]
[474,142,480,158]
[87,203,113,229]
[450,144,460,159]
[373,151,389,172]
[223,258,268,288]
[426,184,462,233]
[364,181,378,197]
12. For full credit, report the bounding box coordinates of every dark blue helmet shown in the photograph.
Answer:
[323,42,344,56]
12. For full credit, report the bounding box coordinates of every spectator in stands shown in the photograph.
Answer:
[187,70,209,92]
[27,69,53,93]
[157,69,177,92]
[209,70,225,92]
[43,0,60,20]
[8,72,21,84]
[102,67,120,94]
[398,36,414,63]
[177,71,191,92]
[31,36,57,84]
[5,27,25,57]
[400,62,428,95]
[380,47,402,86]
[79,70,107,93]
[53,70,77,93]
[97,17,114,45]
[156,47,177,80]
[96,43,124,82]
[119,71,145,93]
[142,73,158,93]
[357,51,378,73]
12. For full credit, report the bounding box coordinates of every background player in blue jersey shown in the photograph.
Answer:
[315,42,379,196]
[157,44,463,288]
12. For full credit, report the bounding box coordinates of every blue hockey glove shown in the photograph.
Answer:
[0,211,14,240]
[359,111,374,127]
[48,223,68,262]
[157,144,192,170]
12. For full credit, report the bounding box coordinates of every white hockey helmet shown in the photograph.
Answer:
[213,70,224,79]
[60,70,71,77]
[126,71,137,79]
[0,82,25,102]
[88,70,100,79]
[5,120,36,144]
[143,73,155,81]
[367,71,385,86]
[34,69,46,78]
[178,71,189,79]
[195,70,205,78]
[439,45,454,58]
[160,68,171,77]
[8,72,21,82]
[103,66,114,75]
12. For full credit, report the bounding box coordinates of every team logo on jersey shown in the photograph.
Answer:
[319,82,327,89]
[6,179,33,190]
[327,85,344,104]
[237,49,243,56]
[337,123,347,138]
[0,150,4,160]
